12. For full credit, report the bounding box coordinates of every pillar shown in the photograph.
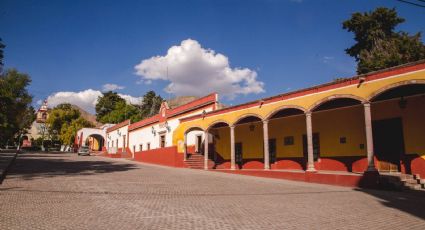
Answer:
[363,102,377,171]
[263,120,270,170]
[230,125,236,170]
[183,133,187,161]
[204,131,209,170]
[305,112,316,172]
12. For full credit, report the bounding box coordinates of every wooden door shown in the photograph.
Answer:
[269,139,277,163]
[235,142,243,165]
[303,133,320,161]
[373,118,404,172]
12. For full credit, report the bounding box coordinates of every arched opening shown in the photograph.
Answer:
[267,107,306,170]
[233,115,264,169]
[85,134,105,152]
[184,127,204,156]
[206,121,231,169]
[369,83,425,174]
[310,96,366,173]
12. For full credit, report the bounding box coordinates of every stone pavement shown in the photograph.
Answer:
[1,152,425,230]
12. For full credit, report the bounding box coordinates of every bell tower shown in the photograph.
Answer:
[36,99,49,123]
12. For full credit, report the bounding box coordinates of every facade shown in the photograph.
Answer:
[24,100,50,146]
[98,61,425,182]
[104,93,218,160]
[172,60,425,178]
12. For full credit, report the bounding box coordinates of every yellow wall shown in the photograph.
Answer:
[313,106,367,157]
[269,115,305,158]
[213,127,230,160]
[372,96,425,157]
[173,68,425,160]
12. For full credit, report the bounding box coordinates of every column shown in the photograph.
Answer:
[230,125,236,170]
[183,133,187,161]
[305,112,316,172]
[263,120,270,170]
[204,131,209,170]
[363,103,377,171]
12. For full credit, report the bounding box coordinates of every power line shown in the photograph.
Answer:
[397,0,425,8]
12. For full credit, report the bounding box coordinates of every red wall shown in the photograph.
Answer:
[133,146,185,168]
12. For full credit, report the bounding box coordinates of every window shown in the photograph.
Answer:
[339,137,346,144]
[160,134,166,148]
[147,143,151,150]
[139,144,143,151]
[123,135,126,148]
[284,136,294,146]
[133,145,135,153]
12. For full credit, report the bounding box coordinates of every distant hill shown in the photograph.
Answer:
[70,105,103,127]
[167,96,199,108]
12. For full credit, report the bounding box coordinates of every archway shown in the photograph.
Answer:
[85,134,105,151]
[309,95,367,172]
[266,107,306,170]
[232,114,264,169]
[206,121,231,169]
[369,82,425,175]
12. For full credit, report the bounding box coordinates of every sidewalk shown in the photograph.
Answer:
[0,150,18,184]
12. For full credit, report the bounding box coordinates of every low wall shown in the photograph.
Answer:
[134,146,185,168]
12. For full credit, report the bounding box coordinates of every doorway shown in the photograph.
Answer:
[235,142,243,168]
[160,134,166,148]
[373,118,404,172]
[303,133,320,161]
[196,135,202,153]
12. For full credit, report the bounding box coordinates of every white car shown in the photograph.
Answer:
[77,146,90,156]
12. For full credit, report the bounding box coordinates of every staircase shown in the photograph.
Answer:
[379,173,425,191]
[184,154,215,169]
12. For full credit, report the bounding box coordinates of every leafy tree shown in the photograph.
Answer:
[0,38,5,73]
[95,91,125,121]
[60,117,94,146]
[46,103,80,136]
[98,100,139,123]
[45,103,93,147]
[343,7,425,74]
[139,90,163,118]
[0,69,35,146]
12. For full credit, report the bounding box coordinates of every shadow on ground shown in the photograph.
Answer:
[6,152,138,180]
[355,174,425,220]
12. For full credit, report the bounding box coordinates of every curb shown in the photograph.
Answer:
[0,151,18,184]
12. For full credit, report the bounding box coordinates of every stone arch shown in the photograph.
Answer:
[367,79,425,101]
[264,105,307,120]
[308,94,367,112]
[232,113,264,126]
[184,126,204,135]
[206,120,231,131]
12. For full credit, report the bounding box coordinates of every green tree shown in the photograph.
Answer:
[60,117,94,146]
[343,7,425,74]
[139,90,163,118]
[98,100,139,124]
[0,69,35,146]
[95,91,125,121]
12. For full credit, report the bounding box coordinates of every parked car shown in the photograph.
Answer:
[77,146,90,156]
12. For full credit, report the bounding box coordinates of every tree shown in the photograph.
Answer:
[343,7,425,74]
[139,90,163,118]
[0,69,35,146]
[60,117,94,146]
[45,103,94,147]
[95,91,125,121]
[0,38,5,73]
[98,100,139,124]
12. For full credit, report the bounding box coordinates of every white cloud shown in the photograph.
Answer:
[46,89,142,114]
[134,39,264,99]
[102,83,125,91]
[323,56,334,63]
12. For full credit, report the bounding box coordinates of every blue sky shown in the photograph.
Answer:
[1,0,424,113]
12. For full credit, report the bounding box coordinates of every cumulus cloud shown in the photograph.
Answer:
[102,83,125,91]
[134,39,264,99]
[46,89,142,114]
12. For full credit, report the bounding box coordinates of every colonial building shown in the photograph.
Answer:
[99,61,425,186]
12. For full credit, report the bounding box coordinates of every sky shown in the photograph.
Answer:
[1,0,424,113]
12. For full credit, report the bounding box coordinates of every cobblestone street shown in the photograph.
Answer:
[1,152,425,230]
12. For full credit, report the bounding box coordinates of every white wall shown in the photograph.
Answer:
[128,106,214,152]
[106,125,129,150]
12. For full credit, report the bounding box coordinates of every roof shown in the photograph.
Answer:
[181,59,425,123]
[128,93,217,131]
[106,119,130,133]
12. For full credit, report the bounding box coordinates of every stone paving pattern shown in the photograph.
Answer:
[1,152,425,230]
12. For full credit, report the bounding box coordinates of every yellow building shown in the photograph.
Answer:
[173,60,425,178]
